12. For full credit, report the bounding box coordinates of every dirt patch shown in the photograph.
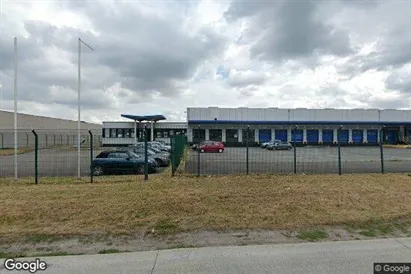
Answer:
[0,148,34,156]
[1,224,410,258]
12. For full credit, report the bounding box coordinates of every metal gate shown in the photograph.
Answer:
[339,130,349,143]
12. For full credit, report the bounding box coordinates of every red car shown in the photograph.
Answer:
[198,141,225,153]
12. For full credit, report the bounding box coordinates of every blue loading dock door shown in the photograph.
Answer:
[352,130,363,144]
[339,130,349,143]
[259,129,271,143]
[275,129,287,142]
[385,131,397,144]
[307,130,319,143]
[322,130,333,143]
[292,130,303,142]
[367,130,378,144]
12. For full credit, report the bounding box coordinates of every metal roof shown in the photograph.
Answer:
[121,114,166,122]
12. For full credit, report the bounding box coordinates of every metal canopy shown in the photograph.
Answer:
[121,114,166,122]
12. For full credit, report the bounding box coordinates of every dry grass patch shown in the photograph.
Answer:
[0,148,34,156]
[0,173,411,243]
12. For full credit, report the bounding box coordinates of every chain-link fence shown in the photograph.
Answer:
[184,128,411,176]
[0,129,103,182]
[170,135,188,176]
[0,128,172,183]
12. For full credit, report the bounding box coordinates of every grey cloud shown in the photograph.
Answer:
[386,71,411,94]
[225,1,352,63]
[0,1,226,115]
[228,71,267,88]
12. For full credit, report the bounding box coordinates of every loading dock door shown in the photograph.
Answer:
[367,130,378,144]
[352,130,363,144]
[322,130,333,143]
[339,130,349,143]
[275,129,287,142]
[292,129,303,142]
[307,130,319,143]
[385,131,397,144]
[259,129,271,143]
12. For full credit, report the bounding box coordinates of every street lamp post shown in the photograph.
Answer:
[78,38,94,179]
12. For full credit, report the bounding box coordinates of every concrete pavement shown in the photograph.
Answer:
[1,238,411,274]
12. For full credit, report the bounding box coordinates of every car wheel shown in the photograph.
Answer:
[218,148,223,153]
[92,166,104,176]
[136,165,144,174]
[155,158,162,166]
[200,149,205,153]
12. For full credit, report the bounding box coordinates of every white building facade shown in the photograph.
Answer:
[186,107,411,146]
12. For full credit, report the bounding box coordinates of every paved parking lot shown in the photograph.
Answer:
[0,148,167,178]
[185,146,411,175]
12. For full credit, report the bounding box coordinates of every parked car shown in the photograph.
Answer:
[91,150,157,176]
[197,141,225,153]
[131,147,170,167]
[267,141,293,150]
[261,139,281,148]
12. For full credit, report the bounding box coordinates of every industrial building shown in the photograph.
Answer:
[102,108,411,147]
[0,110,102,148]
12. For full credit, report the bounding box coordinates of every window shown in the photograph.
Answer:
[125,129,132,138]
[102,129,106,138]
[117,129,125,138]
[156,131,162,138]
[163,131,169,138]
[110,129,116,138]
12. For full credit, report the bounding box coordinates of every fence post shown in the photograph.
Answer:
[46,134,48,147]
[246,125,249,175]
[171,135,176,177]
[32,129,38,184]
[197,125,201,177]
[144,125,148,180]
[53,134,56,146]
[0,133,3,149]
[67,134,69,145]
[338,125,342,175]
[26,133,29,148]
[380,126,385,174]
[88,130,93,183]
[293,125,297,174]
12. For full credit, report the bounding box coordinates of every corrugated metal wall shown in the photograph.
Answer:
[187,107,411,123]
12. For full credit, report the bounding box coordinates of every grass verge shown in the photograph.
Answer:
[0,174,410,242]
[297,229,328,241]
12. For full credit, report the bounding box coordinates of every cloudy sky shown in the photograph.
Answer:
[0,0,410,124]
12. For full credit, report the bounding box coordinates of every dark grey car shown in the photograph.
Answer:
[130,147,170,167]
[267,141,293,150]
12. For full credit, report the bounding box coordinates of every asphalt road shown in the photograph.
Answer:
[186,147,411,175]
[0,148,166,178]
[1,238,410,274]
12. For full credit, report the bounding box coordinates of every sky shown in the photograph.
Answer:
[0,0,410,124]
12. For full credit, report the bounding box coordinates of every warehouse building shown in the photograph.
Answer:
[0,110,102,148]
[186,107,411,146]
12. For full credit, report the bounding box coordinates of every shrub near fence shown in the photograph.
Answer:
[171,135,188,176]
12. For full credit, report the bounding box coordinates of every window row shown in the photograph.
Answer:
[103,128,187,138]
